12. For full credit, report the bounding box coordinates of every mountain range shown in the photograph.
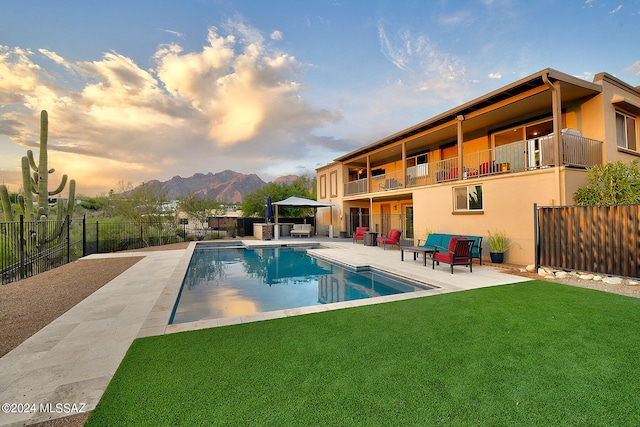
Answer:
[144,170,299,202]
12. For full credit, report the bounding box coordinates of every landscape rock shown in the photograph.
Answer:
[627,280,639,286]
[579,274,594,281]
[602,276,623,285]
[525,264,536,273]
[555,271,569,279]
[538,268,551,276]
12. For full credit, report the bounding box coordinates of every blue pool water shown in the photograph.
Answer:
[169,245,431,324]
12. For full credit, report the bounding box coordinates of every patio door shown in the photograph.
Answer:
[349,207,369,235]
[404,206,414,240]
[381,204,391,236]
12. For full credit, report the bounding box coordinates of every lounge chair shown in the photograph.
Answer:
[376,229,402,250]
[290,224,313,237]
[432,237,474,274]
[353,227,368,243]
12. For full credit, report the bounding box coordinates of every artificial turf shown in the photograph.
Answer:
[86,280,640,426]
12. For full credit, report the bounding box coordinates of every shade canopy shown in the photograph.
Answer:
[272,196,334,239]
[272,196,334,208]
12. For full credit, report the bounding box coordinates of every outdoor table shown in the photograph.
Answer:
[401,246,435,266]
[363,231,378,246]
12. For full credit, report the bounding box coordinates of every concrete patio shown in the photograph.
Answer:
[0,238,530,426]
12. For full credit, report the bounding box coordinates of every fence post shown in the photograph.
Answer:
[82,215,86,257]
[19,215,25,281]
[533,203,539,272]
[96,221,99,253]
[66,215,70,264]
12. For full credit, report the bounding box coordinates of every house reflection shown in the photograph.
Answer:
[182,247,244,290]
[172,246,425,324]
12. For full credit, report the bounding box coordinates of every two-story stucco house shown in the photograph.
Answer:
[315,68,640,265]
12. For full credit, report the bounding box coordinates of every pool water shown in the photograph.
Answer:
[169,246,430,324]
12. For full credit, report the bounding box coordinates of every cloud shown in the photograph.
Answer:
[164,29,184,38]
[0,22,342,195]
[609,4,622,14]
[438,9,474,26]
[270,30,283,41]
[377,21,466,100]
[625,61,640,76]
[488,73,502,79]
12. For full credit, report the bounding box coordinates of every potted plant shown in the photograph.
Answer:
[487,230,511,263]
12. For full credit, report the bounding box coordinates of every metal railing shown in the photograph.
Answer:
[562,133,603,167]
[0,216,184,285]
[0,216,78,285]
[372,169,405,192]
[344,134,603,196]
[345,178,368,195]
[344,213,414,246]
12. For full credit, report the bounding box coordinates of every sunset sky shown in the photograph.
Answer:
[1,0,639,196]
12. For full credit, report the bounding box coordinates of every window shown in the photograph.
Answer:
[453,185,483,212]
[404,206,414,239]
[319,174,327,199]
[407,152,429,179]
[330,171,338,197]
[616,111,637,152]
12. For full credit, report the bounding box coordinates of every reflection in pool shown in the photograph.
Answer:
[169,245,431,324]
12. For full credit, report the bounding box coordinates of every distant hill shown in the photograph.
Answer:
[142,170,299,202]
[272,175,299,185]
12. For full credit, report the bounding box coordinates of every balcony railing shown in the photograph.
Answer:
[345,178,368,195]
[372,169,404,192]
[344,133,603,196]
[562,133,603,167]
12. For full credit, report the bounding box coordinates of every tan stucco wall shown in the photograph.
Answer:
[412,169,569,266]
[596,76,640,163]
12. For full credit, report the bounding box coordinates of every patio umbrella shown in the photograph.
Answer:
[266,196,274,223]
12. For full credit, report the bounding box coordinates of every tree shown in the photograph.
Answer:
[242,176,316,218]
[106,180,171,222]
[178,193,228,238]
[573,160,640,205]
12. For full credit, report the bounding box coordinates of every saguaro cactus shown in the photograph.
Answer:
[0,110,76,260]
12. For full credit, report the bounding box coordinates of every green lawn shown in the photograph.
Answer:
[86,281,640,426]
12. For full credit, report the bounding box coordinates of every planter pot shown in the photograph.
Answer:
[490,252,504,263]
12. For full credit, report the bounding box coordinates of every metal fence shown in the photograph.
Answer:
[535,204,640,278]
[83,220,183,255]
[0,216,78,285]
[0,216,185,285]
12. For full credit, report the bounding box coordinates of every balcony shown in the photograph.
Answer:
[344,133,602,197]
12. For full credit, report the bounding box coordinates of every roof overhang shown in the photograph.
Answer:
[613,96,640,116]
[335,68,602,163]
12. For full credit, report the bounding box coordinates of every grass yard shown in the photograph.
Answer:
[86,280,640,426]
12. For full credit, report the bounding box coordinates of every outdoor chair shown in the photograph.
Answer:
[432,237,474,274]
[376,229,402,250]
[353,227,368,243]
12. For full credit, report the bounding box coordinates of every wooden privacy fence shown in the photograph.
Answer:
[535,204,640,278]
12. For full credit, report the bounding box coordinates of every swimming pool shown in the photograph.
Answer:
[169,245,431,324]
